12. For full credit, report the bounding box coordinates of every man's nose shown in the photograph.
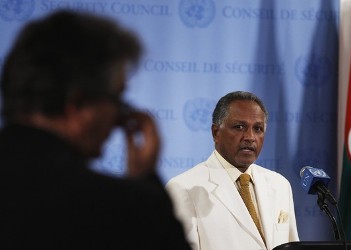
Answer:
[243,128,255,142]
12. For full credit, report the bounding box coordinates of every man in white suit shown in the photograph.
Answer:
[166,91,299,250]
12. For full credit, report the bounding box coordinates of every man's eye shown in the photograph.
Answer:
[255,126,264,133]
[234,125,244,130]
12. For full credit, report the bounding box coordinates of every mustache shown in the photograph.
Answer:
[239,145,256,151]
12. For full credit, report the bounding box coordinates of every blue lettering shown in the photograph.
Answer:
[111,3,170,16]
[143,59,200,73]
[223,6,275,20]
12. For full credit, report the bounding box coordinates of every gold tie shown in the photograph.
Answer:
[238,174,265,242]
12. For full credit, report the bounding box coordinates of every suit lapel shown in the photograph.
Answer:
[253,167,276,250]
[206,154,266,248]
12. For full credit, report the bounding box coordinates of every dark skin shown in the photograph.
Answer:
[211,100,266,172]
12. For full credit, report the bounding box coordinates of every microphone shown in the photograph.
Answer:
[300,166,337,205]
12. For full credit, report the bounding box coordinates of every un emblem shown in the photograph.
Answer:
[179,0,215,28]
[295,54,332,87]
[0,0,35,22]
[310,168,327,177]
[183,98,215,131]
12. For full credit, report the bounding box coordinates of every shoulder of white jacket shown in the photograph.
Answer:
[251,164,290,183]
[166,161,209,186]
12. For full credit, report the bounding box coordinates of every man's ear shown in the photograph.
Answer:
[211,124,219,142]
[63,103,93,137]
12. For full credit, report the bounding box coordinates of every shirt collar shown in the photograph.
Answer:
[214,150,255,184]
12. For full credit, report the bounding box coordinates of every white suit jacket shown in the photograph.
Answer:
[166,152,299,250]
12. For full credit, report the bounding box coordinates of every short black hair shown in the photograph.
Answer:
[212,91,268,126]
[0,10,141,122]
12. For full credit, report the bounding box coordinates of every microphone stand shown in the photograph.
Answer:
[317,191,341,241]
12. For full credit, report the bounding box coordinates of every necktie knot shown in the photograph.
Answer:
[239,173,251,187]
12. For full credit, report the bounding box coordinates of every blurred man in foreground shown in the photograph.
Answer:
[0,10,191,250]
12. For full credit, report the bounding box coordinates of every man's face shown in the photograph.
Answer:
[76,65,126,157]
[80,101,119,157]
[212,100,266,171]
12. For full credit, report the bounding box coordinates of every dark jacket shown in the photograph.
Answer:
[0,124,191,250]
